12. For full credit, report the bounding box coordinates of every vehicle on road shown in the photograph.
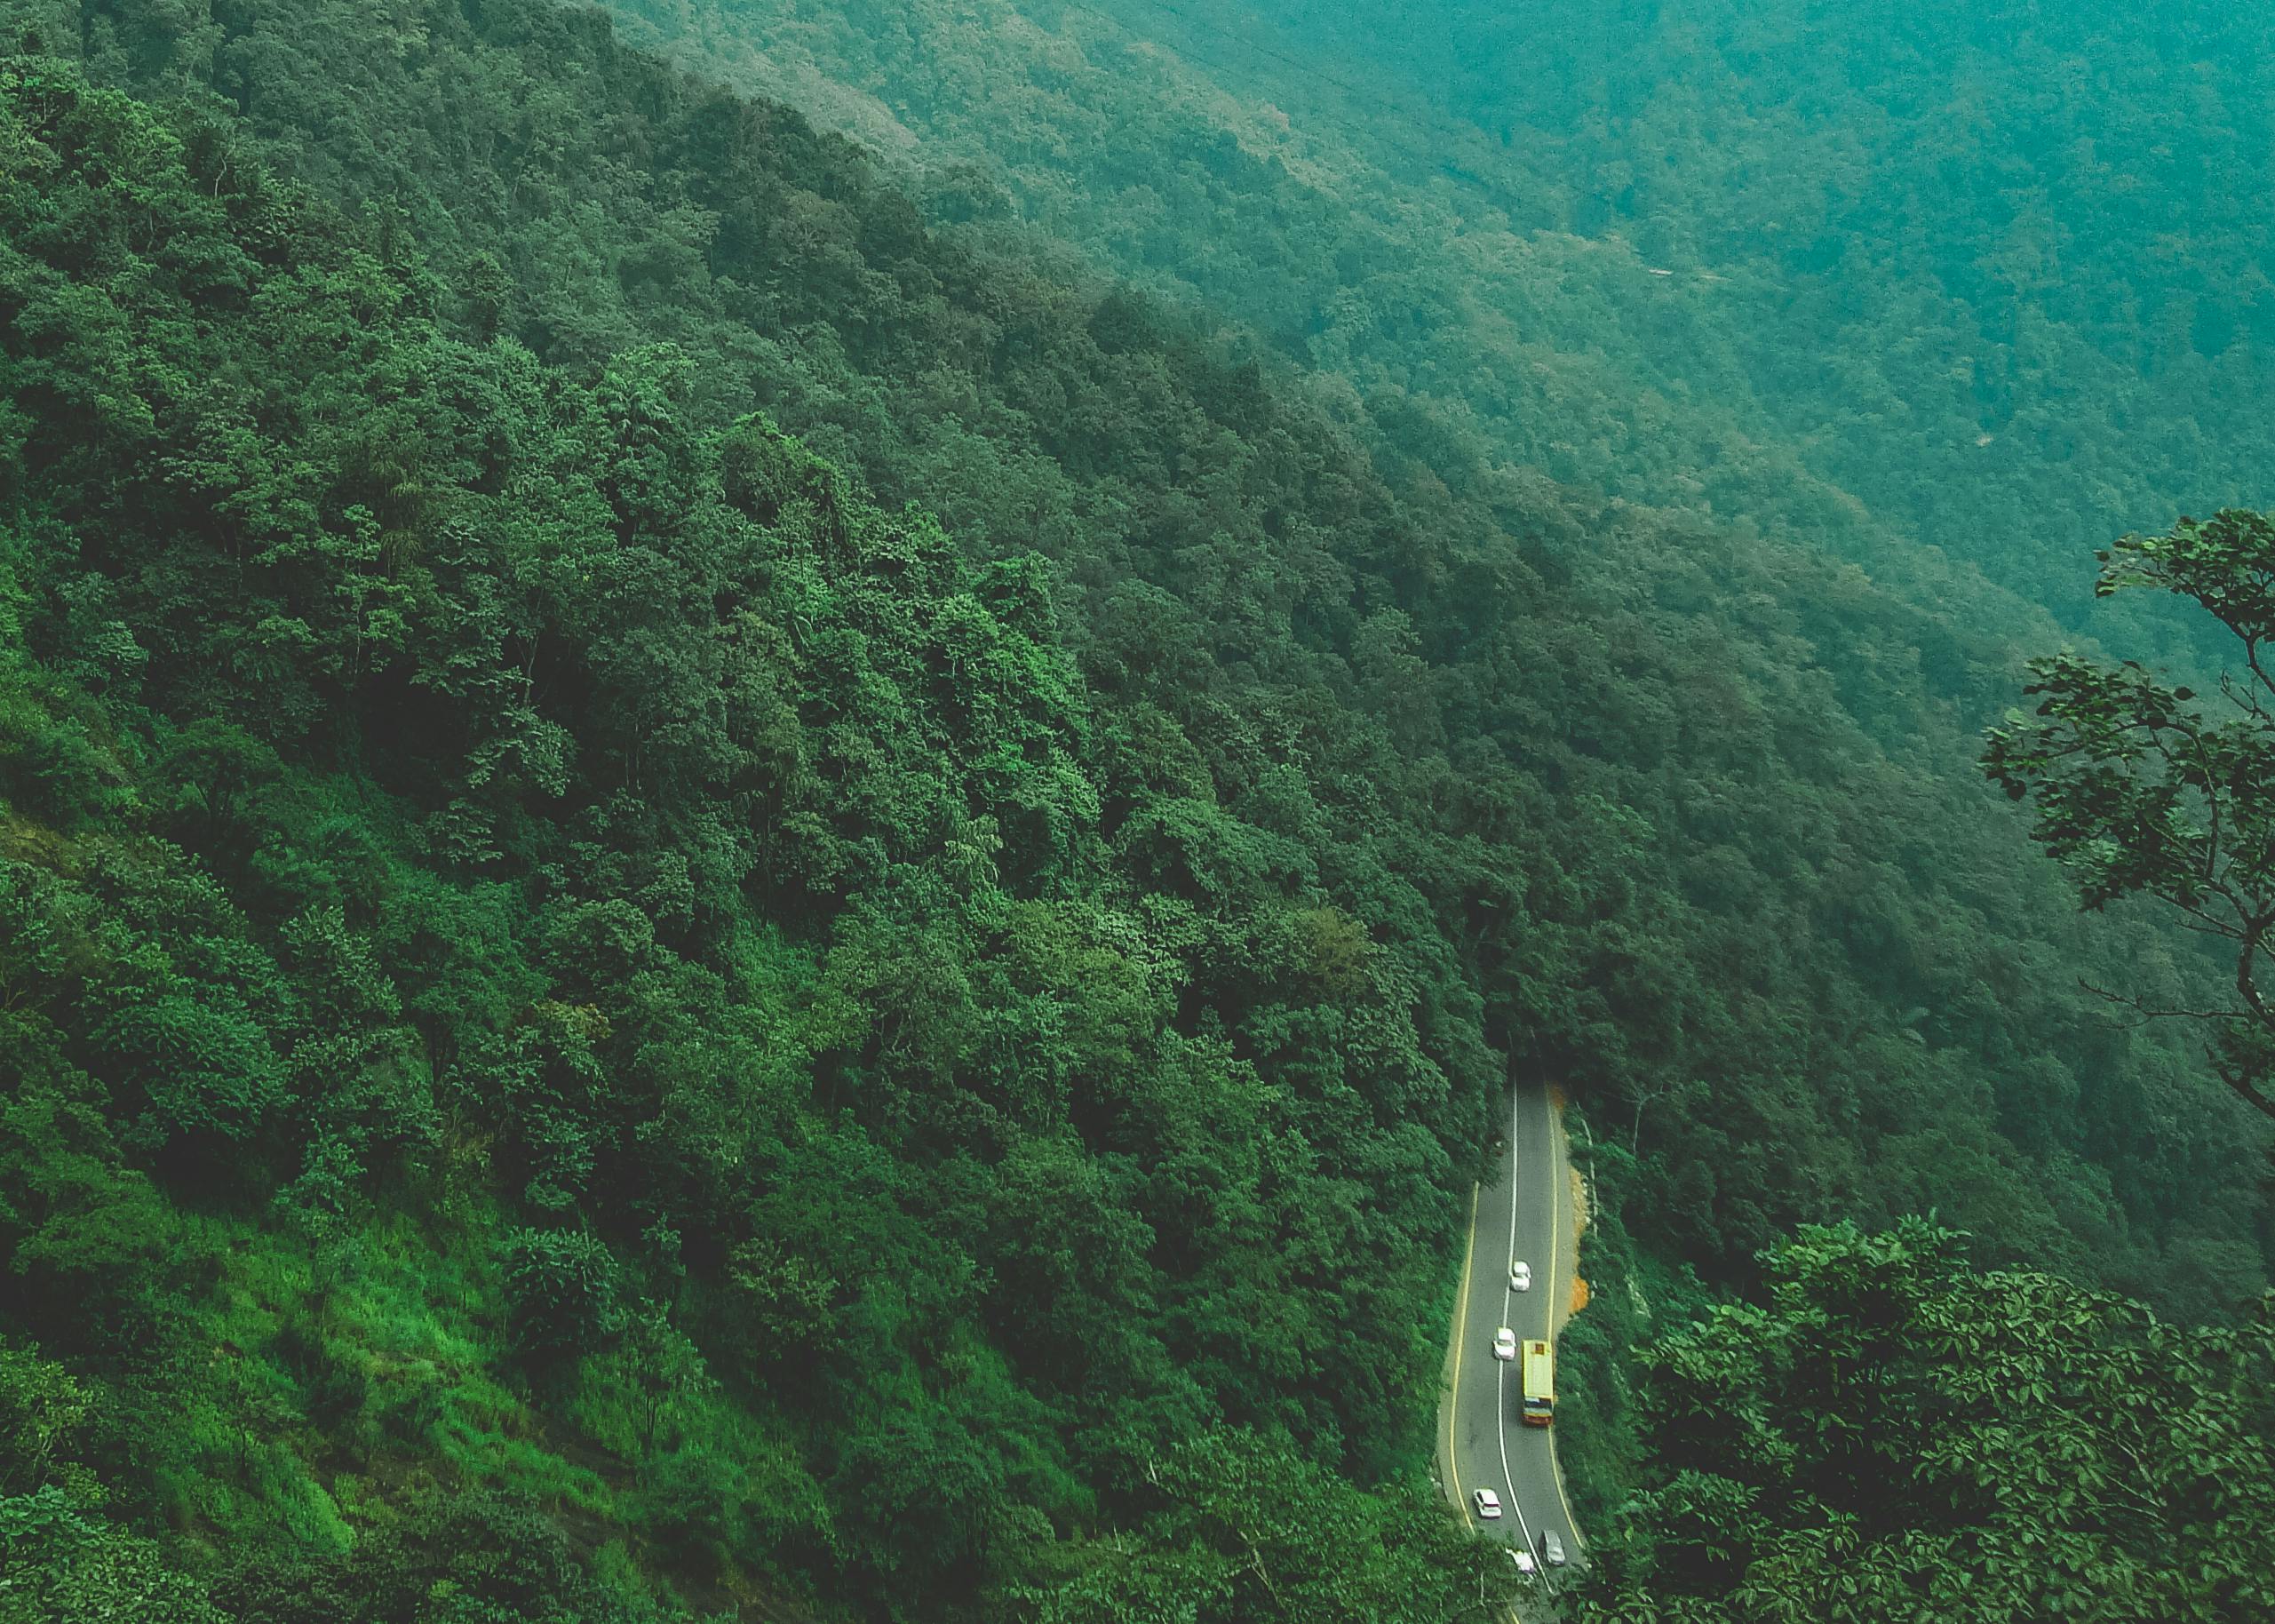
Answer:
[1473,1488,1502,1521]
[1539,1528,1567,1566]
[1521,1339,1554,1425]
[1492,1326,1517,1360]
[1510,1259,1531,1292]
[1509,1547,1537,1576]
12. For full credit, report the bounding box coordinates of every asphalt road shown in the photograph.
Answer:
[1440,1076,1583,1580]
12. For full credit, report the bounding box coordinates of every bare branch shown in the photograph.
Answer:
[2246,637,2275,708]
[2221,669,2271,724]
[2078,980,2244,1026]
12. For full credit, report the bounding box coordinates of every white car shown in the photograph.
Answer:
[1510,1260,1531,1292]
[1492,1326,1517,1360]
[1472,1487,1502,1521]
[1509,1547,1538,1576]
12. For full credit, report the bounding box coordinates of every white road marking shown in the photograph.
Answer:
[1498,1085,1535,1558]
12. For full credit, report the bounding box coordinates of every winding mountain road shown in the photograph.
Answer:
[1439,1077,1583,1581]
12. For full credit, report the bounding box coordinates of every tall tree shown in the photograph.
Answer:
[1985,508,2275,1123]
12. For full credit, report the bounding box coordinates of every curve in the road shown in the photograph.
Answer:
[1492,1108,1540,1560]
[1440,1079,1582,1572]
[1538,1090,1581,1542]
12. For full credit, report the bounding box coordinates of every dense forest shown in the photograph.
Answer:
[1185,0,2275,618]
[601,0,2275,673]
[0,1,2268,1620]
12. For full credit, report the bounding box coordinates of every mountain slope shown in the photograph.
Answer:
[599,0,2273,677]
[0,2,2267,1619]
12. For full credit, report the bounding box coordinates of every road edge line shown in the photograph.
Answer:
[1500,1082,1538,1564]
[1545,1098,1586,1548]
[1444,1180,1480,1520]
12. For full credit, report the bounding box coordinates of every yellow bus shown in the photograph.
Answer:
[1521,1340,1554,1426]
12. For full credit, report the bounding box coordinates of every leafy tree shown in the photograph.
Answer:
[1023,1429,1516,1624]
[1579,1220,2275,1623]
[1986,509,2275,1123]
[500,1229,624,1364]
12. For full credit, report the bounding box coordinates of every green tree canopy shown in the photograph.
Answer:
[1582,1220,2275,1623]
[1986,509,2275,1123]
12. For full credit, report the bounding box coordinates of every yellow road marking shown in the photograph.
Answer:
[1446,1180,1480,1520]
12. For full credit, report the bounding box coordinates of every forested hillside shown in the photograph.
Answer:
[1195,0,2275,619]
[0,1,2267,1620]
[601,0,2275,673]
[570,0,2270,1303]
[1574,1220,2275,1622]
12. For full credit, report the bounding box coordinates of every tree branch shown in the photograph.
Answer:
[2078,980,2243,1027]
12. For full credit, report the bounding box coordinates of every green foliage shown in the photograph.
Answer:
[1548,1126,1677,1532]
[1987,508,2275,1123]
[1578,1221,2275,1623]
[210,1487,669,1624]
[0,1343,92,1505]
[0,2,2265,1620]
[500,1230,624,1364]
[616,0,2275,673]
[1021,1429,1517,1624]
[575,0,2269,1311]
[0,27,1505,1611]
[0,1493,228,1624]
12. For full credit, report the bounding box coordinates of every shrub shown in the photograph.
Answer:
[498,1230,622,1365]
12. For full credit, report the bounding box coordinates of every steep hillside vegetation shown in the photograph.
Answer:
[0,2,2266,1619]
[1575,1220,2275,1622]
[601,0,2275,673]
